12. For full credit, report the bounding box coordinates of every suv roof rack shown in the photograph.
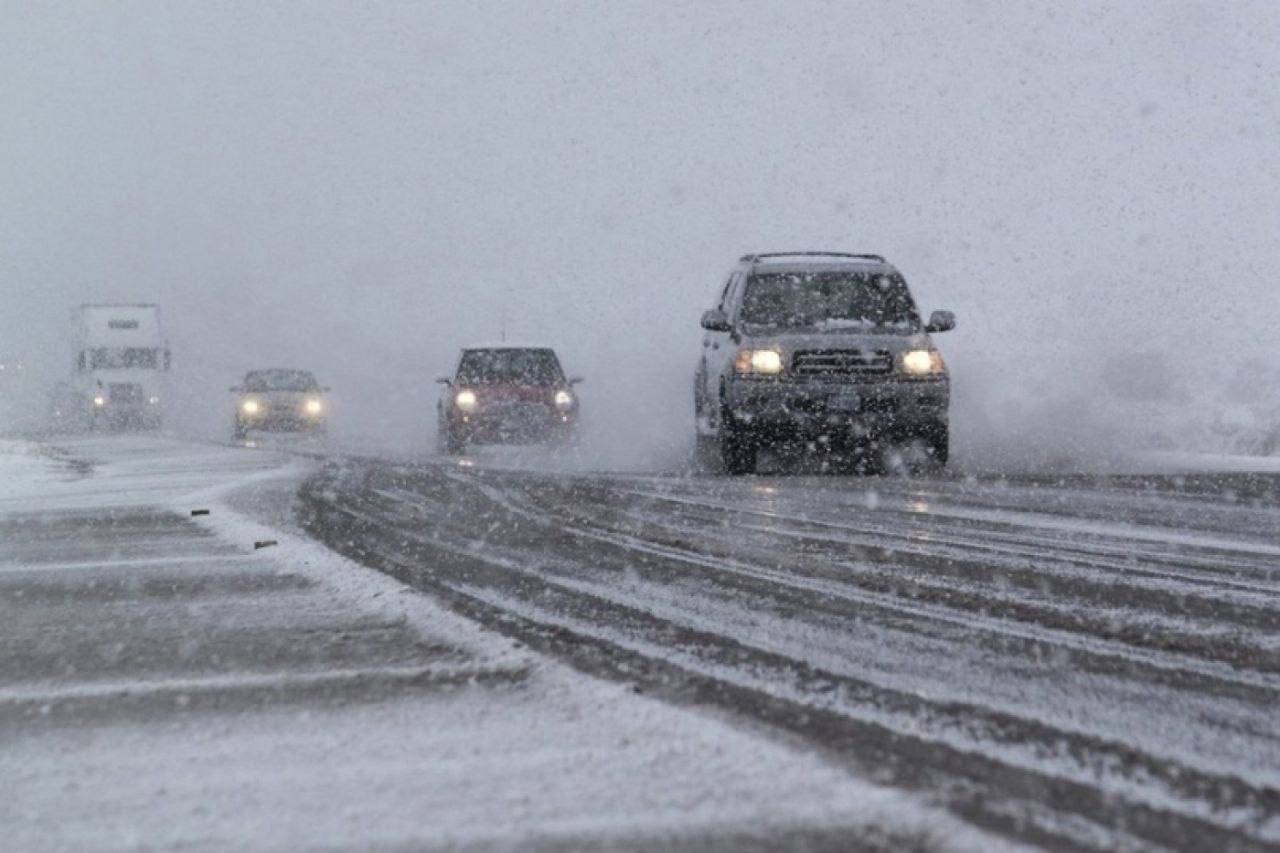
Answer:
[740,251,887,264]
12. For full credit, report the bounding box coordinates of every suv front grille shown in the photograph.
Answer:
[792,349,892,377]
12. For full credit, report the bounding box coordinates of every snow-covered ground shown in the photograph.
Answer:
[1129,449,1280,474]
[0,436,1001,851]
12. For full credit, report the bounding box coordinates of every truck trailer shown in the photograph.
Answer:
[71,304,170,431]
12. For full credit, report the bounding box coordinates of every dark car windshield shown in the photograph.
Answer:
[456,349,564,385]
[739,272,920,331]
[244,369,320,392]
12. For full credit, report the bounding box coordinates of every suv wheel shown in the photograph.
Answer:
[883,424,948,475]
[720,425,757,475]
[439,427,465,455]
[693,433,721,473]
[924,422,949,468]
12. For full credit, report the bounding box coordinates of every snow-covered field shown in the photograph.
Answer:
[0,436,999,851]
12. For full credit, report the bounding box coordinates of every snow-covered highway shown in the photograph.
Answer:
[301,450,1280,851]
[1,437,992,851]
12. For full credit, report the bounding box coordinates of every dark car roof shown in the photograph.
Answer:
[745,260,897,276]
[459,344,555,352]
[243,368,321,391]
[245,368,317,380]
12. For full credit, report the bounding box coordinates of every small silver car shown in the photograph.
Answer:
[694,252,955,474]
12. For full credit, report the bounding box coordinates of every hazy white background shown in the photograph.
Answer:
[3,1,1278,468]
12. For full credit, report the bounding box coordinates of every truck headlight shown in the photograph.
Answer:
[900,349,945,376]
[241,399,261,415]
[734,348,784,376]
[553,390,574,410]
[454,389,478,413]
[304,398,324,415]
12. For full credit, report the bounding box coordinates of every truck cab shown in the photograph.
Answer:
[72,304,170,431]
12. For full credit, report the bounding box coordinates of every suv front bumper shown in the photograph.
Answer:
[238,410,327,432]
[448,408,576,444]
[724,377,948,440]
[94,404,163,429]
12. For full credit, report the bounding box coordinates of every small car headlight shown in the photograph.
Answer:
[901,349,944,376]
[241,399,261,414]
[304,398,324,415]
[454,389,478,413]
[92,395,106,407]
[553,390,574,410]
[735,348,784,375]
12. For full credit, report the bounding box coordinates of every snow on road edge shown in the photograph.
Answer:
[171,450,1022,851]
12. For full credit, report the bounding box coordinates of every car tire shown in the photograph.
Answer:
[924,422,949,468]
[439,429,465,455]
[720,425,757,475]
[232,422,248,442]
[886,424,948,475]
[693,433,722,473]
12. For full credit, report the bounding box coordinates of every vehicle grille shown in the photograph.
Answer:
[491,402,548,420]
[108,383,144,404]
[792,349,893,377]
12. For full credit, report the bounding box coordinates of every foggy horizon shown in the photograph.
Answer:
[4,1,1279,467]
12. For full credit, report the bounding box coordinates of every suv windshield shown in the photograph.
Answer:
[457,349,564,385]
[244,370,320,392]
[739,272,920,331]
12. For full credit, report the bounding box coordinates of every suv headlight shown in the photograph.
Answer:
[900,349,946,376]
[454,389,478,413]
[734,348,784,376]
[241,399,261,414]
[304,398,324,415]
[553,389,574,410]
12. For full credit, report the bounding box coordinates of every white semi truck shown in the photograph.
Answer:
[71,304,170,430]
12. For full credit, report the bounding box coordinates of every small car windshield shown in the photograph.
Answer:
[456,349,564,385]
[244,370,320,392]
[739,272,920,331]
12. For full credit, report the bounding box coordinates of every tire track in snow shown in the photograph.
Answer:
[299,459,1280,852]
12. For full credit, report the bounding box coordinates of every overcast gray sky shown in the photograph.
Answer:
[3,1,1278,463]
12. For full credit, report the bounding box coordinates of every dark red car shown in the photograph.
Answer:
[437,346,581,453]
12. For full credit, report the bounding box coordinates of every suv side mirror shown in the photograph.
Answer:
[321,386,332,393]
[568,376,584,387]
[700,309,732,332]
[435,377,452,386]
[228,385,242,393]
[926,310,956,333]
